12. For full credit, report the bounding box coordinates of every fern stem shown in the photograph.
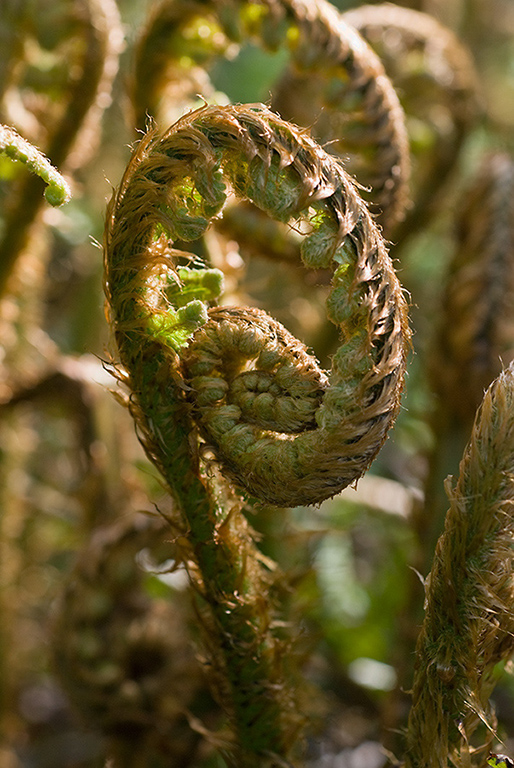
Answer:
[0,124,70,207]
[405,363,514,768]
[104,103,409,763]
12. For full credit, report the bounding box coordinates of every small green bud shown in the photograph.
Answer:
[177,299,209,326]
[44,182,71,207]
[175,267,224,305]
[301,224,339,269]
[0,124,71,205]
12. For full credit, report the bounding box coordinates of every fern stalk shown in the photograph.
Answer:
[405,363,514,768]
[104,103,409,764]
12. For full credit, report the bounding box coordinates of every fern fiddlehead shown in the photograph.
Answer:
[431,151,514,428]
[133,0,410,235]
[105,102,409,763]
[269,0,410,232]
[343,3,481,244]
[410,151,514,586]
[106,103,409,508]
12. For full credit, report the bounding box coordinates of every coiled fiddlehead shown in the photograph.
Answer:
[430,151,514,428]
[414,151,514,574]
[105,103,409,509]
[269,0,410,232]
[133,0,410,235]
[343,3,481,243]
[105,103,409,764]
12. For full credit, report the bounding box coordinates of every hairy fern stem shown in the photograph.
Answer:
[104,103,409,763]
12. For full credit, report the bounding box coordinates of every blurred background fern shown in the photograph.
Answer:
[1,0,514,766]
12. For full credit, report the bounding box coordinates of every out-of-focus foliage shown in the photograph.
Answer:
[1,0,514,767]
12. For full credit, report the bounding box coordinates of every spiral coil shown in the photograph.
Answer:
[105,103,409,507]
